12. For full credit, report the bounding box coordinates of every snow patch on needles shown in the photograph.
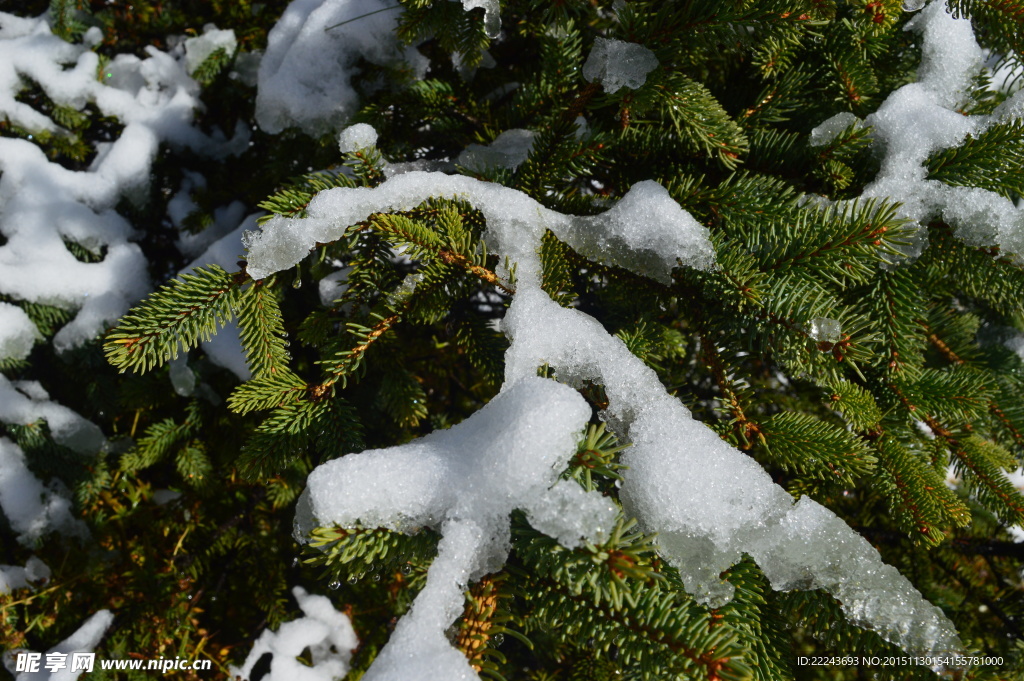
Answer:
[0,12,247,353]
[0,375,104,454]
[244,171,715,284]
[503,288,960,657]
[460,0,501,39]
[583,37,659,93]
[183,24,237,76]
[8,609,113,681]
[257,0,427,135]
[0,437,85,546]
[232,587,358,681]
[850,0,1024,262]
[0,303,41,362]
[458,129,536,172]
[247,161,961,673]
[338,123,379,153]
[297,378,615,680]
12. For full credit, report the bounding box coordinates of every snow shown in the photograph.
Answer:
[168,355,196,396]
[300,377,614,677]
[318,265,352,305]
[458,129,536,171]
[244,172,715,285]
[249,157,961,670]
[232,586,358,681]
[808,111,862,147]
[850,0,1024,263]
[0,0,992,672]
[183,24,237,76]
[0,556,50,594]
[170,167,247,257]
[460,0,501,39]
[256,0,427,135]
[0,376,104,454]
[12,610,113,681]
[338,122,379,152]
[0,437,85,545]
[582,37,659,93]
[362,520,486,681]
[0,11,248,357]
[0,303,41,362]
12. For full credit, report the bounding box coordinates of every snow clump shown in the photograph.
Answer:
[232,587,358,681]
[0,438,86,545]
[256,0,427,135]
[183,23,237,76]
[6,610,113,681]
[583,37,659,93]
[0,303,41,362]
[0,556,50,595]
[458,129,537,171]
[338,122,379,153]
[841,0,1024,263]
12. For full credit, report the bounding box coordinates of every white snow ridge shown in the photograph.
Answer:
[246,167,961,678]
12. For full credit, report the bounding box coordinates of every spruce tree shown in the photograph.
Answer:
[2,0,1024,680]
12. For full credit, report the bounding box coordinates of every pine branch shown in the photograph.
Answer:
[105,266,247,374]
[926,120,1024,200]
[237,282,292,379]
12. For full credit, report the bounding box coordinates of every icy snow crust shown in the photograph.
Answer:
[247,171,961,675]
[582,37,659,93]
[232,587,358,681]
[458,129,537,172]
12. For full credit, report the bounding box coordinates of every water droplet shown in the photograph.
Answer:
[293,276,303,289]
[901,0,926,10]
[369,562,378,571]
[328,580,342,590]
[373,574,381,582]
[347,576,358,585]
[401,564,412,575]
[492,633,504,646]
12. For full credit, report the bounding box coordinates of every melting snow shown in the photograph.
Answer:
[247,162,961,676]
[582,37,659,93]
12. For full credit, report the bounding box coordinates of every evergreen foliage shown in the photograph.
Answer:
[3,0,1024,679]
